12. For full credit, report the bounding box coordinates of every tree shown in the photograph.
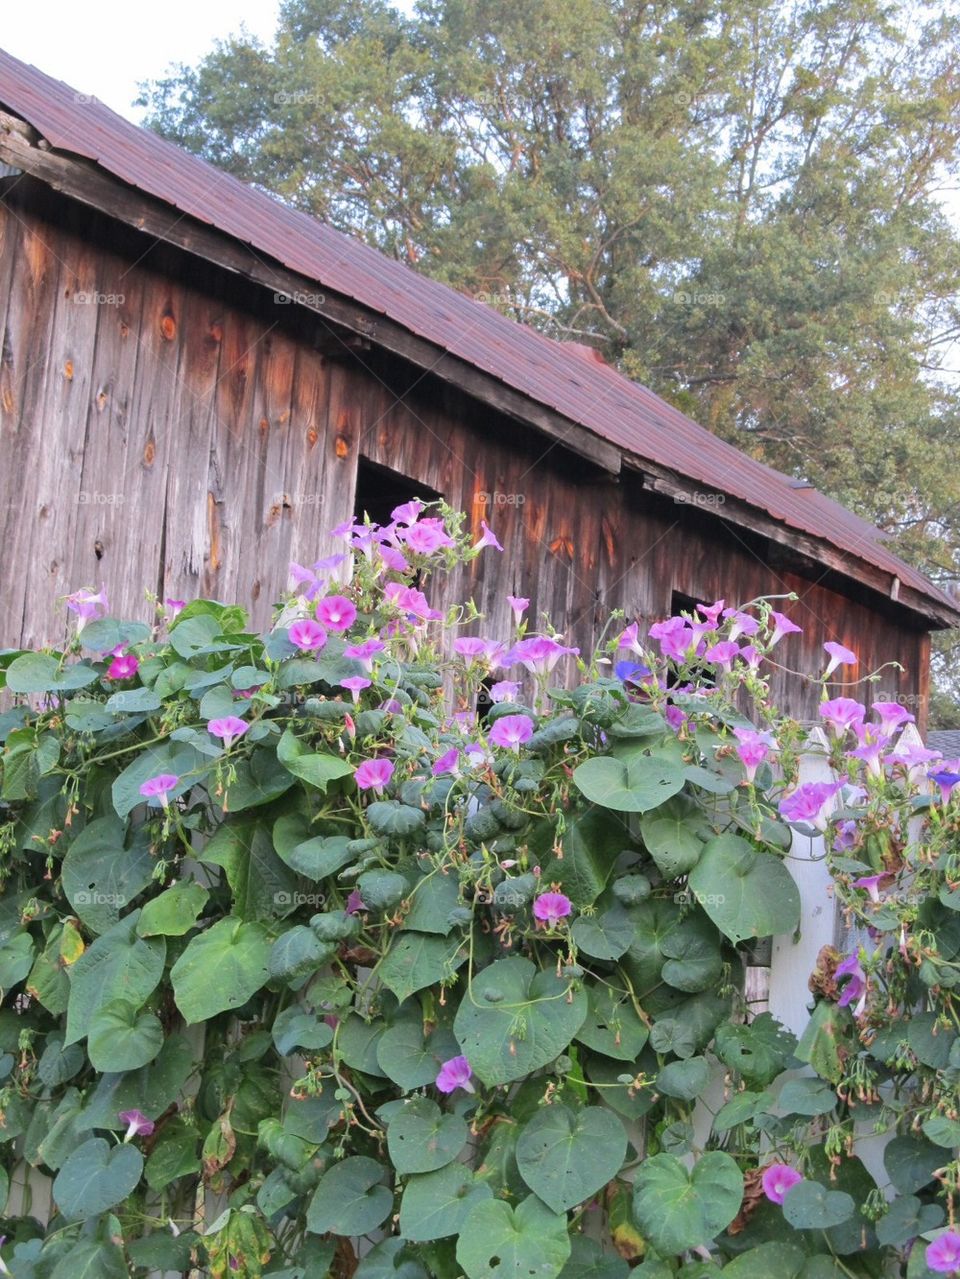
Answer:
[140,0,960,714]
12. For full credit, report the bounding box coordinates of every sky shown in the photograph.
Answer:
[1,0,284,120]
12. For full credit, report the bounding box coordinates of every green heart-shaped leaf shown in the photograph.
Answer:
[171,917,271,1023]
[632,1151,743,1253]
[782,1179,855,1229]
[53,1137,144,1219]
[688,834,800,943]
[387,1097,468,1174]
[306,1155,392,1236]
[87,999,164,1071]
[456,1194,571,1279]
[515,1103,626,1213]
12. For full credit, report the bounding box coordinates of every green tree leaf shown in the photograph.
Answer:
[387,1097,468,1174]
[64,915,166,1046]
[379,932,467,1003]
[52,1137,144,1219]
[399,1164,493,1241]
[782,1180,855,1230]
[87,999,164,1071]
[61,817,155,934]
[306,1155,393,1236]
[136,881,209,936]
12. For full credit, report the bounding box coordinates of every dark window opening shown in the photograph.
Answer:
[353,457,441,529]
[475,676,495,724]
[671,590,701,619]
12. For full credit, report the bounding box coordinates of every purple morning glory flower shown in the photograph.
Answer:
[354,758,394,792]
[704,640,741,672]
[340,675,372,703]
[106,652,139,680]
[722,608,759,641]
[615,659,652,686]
[649,617,695,662]
[165,598,186,617]
[505,636,579,676]
[433,748,461,777]
[732,727,774,784]
[761,1164,803,1205]
[850,723,891,777]
[489,680,520,703]
[779,781,841,831]
[344,637,386,670]
[436,1055,474,1094]
[207,716,248,750]
[819,697,866,737]
[930,770,960,805]
[823,641,857,679]
[139,774,179,808]
[119,1109,155,1142]
[926,1231,960,1274]
[871,700,914,735]
[488,714,535,752]
[345,889,367,915]
[474,520,503,552]
[65,586,108,632]
[391,498,424,526]
[852,874,883,904]
[836,952,867,1016]
[507,595,529,625]
[769,611,802,646]
[403,518,455,554]
[697,599,725,626]
[532,892,573,927]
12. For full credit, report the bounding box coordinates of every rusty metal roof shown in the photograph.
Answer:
[0,47,955,622]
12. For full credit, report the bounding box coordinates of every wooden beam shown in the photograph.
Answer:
[0,109,622,477]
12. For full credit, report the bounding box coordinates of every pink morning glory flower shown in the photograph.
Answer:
[506,636,579,675]
[475,520,503,552]
[454,637,501,663]
[779,781,841,830]
[926,1231,960,1274]
[65,586,108,632]
[354,758,395,792]
[732,727,774,784]
[165,598,186,617]
[465,741,493,768]
[823,641,857,679]
[532,892,573,927]
[649,617,695,662]
[344,637,387,669]
[665,704,688,733]
[761,1164,803,1205]
[436,1055,474,1094]
[617,621,644,657]
[345,889,367,915]
[379,544,410,573]
[340,676,372,703]
[697,599,725,626]
[850,723,891,777]
[289,561,323,601]
[403,518,455,554]
[316,595,357,632]
[490,680,520,703]
[119,1109,155,1142]
[739,645,762,671]
[769,611,802,646]
[288,618,328,652]
[871,701,914,735]
[383,582,444,621]
[852,874,883,904]
[833,820,858,852]
[392,498,424,526]
[704,640,740,672]
[106,653,139,680]
[507,596,529,625]
[433,748,461,777]
[488,714,535,752]
[819,698,866,737]
[835,951,868,1016]
[139,774,179,807]
[207,717,248,750]
[722,608,759,641]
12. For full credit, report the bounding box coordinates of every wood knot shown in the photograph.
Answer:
[143,438,156,466]
[64,360,74,381]
[306,426,319,448]
[259,417,269,434]
[94,540,104,560]
[335,434,350,459]
[160,313,177,341]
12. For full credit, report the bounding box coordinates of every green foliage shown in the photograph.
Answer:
[0,518,953,1276]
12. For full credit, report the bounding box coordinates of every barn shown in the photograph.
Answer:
[0,48,955,726]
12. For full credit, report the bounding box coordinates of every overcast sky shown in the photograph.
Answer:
[1,0,284,120]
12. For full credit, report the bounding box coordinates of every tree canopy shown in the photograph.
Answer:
[140,0,960,717]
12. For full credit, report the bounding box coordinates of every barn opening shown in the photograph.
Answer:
[353,457,441,528]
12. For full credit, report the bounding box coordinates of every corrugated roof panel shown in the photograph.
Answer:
[0,47,954,618]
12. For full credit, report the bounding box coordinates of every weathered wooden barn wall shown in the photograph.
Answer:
[0,176,930,724]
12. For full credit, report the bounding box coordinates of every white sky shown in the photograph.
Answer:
[1,0,284,120]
